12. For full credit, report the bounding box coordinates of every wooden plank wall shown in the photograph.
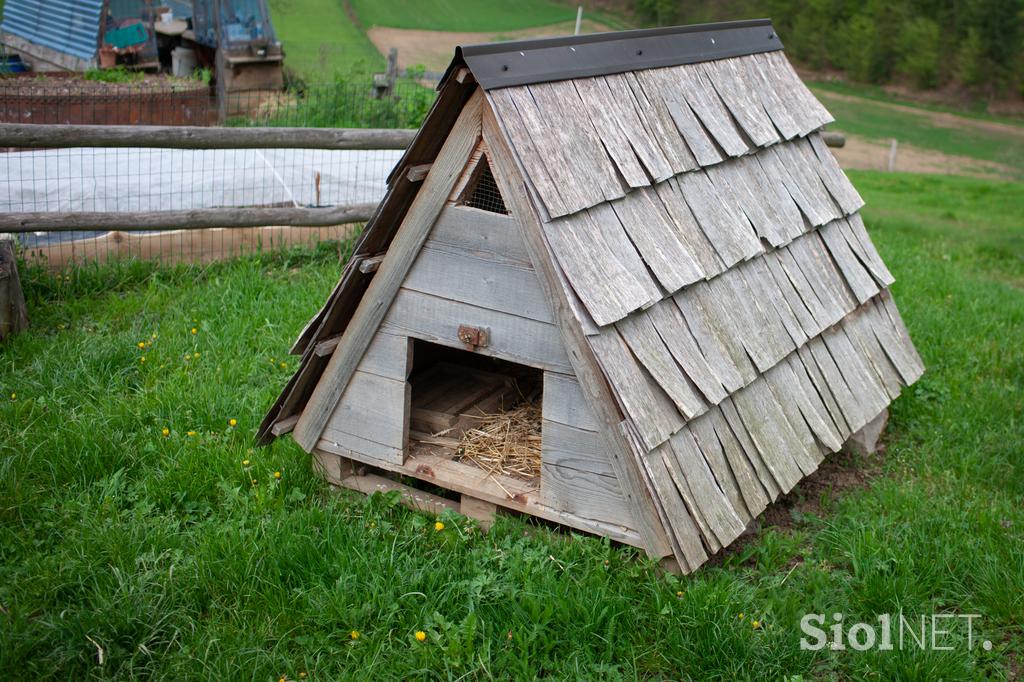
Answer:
[541,371,636,529]
[320,331,411,466]
[380,205,572,373]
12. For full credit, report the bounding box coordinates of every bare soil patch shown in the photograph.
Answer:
[831,133,1015,180]
[367,20,614,73]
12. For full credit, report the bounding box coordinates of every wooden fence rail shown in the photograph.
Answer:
[0,204,379,233]
[0,123,417,150]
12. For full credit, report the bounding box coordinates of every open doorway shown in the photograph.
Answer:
[408,340,542,484]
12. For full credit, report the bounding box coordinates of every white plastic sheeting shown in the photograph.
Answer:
[0,146,404,213]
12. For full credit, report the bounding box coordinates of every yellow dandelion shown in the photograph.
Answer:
[279,362,287,369]
[251,479,258,485]
[274,471,282,480]
[151,332,157,340]
[676,591,684,598]
[434,521,445,532]
[10,392,16,400]
[137,341,146,349]
[140,356,146,363]
[191,327,198,335]
[738,613,744,620]
[161,427,170,437]
[186,430,197,437]
[242,459,250,466]
[229,418,237,427]
[415,631,426,642]
[193,352,200,359]
[752,620,761,630]
[350,630,360,640]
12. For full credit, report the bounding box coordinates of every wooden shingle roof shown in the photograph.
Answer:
[485,48,922,568]
[260,21,923,573]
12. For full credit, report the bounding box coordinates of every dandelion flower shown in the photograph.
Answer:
[193,352,200,359]
[251,479,258,485]
[738,613,744,620]
[229,418,237,427]
[434,521,445,532]
[10,392,16,400]
[274,471,282,480]
[279,362,287,369]
[151,332,158,340]
[752,620,761,630]
[676,591,684,598]
[187,430,197,437]
[242,459,250,466]
[140,356,146,363]
[415,631,426,642]
[161,427,170,437]
[138,341,146,349]
[191,327,198,335]
[350,630,360,640]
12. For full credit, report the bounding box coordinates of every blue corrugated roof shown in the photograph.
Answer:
[1,0,104,61]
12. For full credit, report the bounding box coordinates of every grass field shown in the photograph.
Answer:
[268,0,383,77]
[1,171,1021,678]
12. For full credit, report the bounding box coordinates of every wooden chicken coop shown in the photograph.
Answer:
[258,20,924,574]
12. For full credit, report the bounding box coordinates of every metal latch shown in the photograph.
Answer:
[457,325,489,351]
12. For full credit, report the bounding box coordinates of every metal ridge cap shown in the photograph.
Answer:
[460,18,774,56]
[453,19,782,90]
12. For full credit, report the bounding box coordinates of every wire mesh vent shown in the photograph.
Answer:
[463,162,509,214]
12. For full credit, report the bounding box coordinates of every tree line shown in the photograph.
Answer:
[633,0,1023,96]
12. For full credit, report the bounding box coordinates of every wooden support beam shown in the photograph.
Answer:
[0,235,29,340]
[270,415,299,436]
[0,123,417,150]
[341,472,459,515]
[314,336,341,357]
[0,203,378,233]
[358,254,385,273]
[460,495,497,530]
[406,163,433,182]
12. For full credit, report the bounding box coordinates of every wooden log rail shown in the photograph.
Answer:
[0,204,379,233]
[0,123,417,150]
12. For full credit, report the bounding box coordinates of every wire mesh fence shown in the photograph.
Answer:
[0,76,436,270]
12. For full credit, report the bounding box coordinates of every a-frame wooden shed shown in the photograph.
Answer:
[259,19,924,573]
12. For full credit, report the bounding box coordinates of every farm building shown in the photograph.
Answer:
[259,20,924,573]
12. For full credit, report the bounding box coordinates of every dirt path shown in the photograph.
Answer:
[831,133,1015,180]
[367,20,614,73]
[815,89,1024,140]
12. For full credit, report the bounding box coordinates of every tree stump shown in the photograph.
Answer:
[0,235,29,341]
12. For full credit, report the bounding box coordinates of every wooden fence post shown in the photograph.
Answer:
[0,234,29,340]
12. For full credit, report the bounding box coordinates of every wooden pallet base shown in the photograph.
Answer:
[312,448,640,545]
[313,450,498,528]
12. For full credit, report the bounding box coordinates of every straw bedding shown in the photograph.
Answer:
[454,400,542,482]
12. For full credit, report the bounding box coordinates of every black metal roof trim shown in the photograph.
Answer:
[445,19,782,90]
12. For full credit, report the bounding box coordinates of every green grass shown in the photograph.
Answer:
[1,174,1023,678]
[268,0,383,78]
[811,85,1024,180]
[809,79,1024,127]
[350,0,580,32]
